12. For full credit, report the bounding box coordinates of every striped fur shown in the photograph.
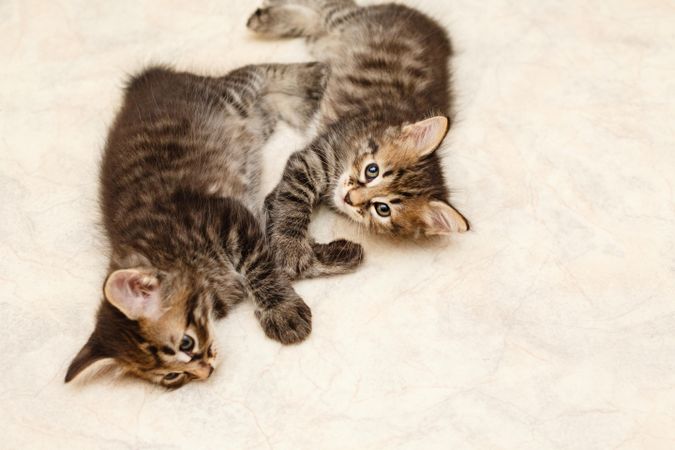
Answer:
[65,63,328,388]
[248,1,469,279]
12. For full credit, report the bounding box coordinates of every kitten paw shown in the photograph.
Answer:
[255,297,312,344]
[246,7,269,32]
[246,5,320,38]
[292,61,329,125]
[262,61,329,129]
[246,7,292,36]
[311,239,364,275]
[271,237,363,280]
[273,237,317,280]
[298,61,330,102]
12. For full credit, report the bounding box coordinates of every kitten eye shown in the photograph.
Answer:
[164,372,181,381]
[365,163,379,181]
[373,202,391,217]
[179,335,195,352]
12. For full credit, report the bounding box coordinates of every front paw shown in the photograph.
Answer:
[255,297,312,344]
[311,239,364,275]
[273,237,316,280]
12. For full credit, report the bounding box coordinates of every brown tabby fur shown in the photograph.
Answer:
[65,62,328,388]
[247,0,470,279]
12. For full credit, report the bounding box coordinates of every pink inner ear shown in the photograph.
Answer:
[404,117,449,156]
[428,211,454,235]
[431,211,450,229]
[425,201,469,235]
[105,269,163,321]
[111,274,135,300]
[130,277,156,297]
[409,122,432,142]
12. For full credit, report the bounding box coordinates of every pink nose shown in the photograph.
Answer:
[344,192,353,205]
[195,363,214,380]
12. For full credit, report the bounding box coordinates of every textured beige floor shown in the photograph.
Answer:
[2,1,675,449]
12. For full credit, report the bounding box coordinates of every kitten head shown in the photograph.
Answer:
[65,267,217,389]
[332,116,469,236]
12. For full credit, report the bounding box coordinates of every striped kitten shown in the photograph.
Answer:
[247,0,469,279]
[65,63,328,388]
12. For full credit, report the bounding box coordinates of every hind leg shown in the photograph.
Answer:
[221,62,328,130]
[215,63,328,213]
[247,0,357,38]
[247,5,321,38]
[261,62,329,129]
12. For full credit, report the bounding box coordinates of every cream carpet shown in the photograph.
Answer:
[1,0,674,448]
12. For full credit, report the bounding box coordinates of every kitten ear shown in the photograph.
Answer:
[104,269,163,321]
[401,116,449,157]
[64,336,109,383]
[423,200,469,235]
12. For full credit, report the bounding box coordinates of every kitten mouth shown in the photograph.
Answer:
[341,201,363,222]
[335,188,353,211]
[343,193,351,205]
[333,178,364,223]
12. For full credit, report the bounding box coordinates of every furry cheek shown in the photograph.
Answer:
[331,173,350,209]
[369,211,392,232]
[332,172,365,223]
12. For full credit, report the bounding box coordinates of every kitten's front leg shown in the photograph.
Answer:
[265,146,364,280]
[250,267,312,344]
[222,198,312,344]
[265,227,316,279]
[249,257,312,344]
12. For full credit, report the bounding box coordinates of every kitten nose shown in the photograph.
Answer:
[344,192,353,205]
[195,362,214,380]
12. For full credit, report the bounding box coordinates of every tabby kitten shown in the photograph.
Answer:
[65,62,328,388]
[247,0,469,279]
